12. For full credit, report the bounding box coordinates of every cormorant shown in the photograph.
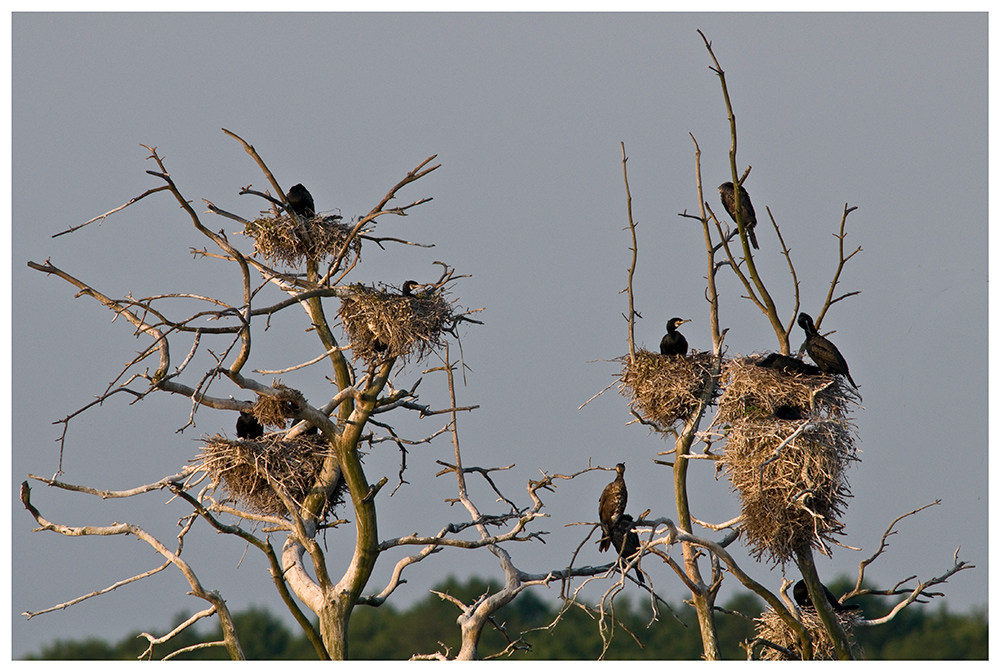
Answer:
[599,463,628,553]
[660,318,691,356]
[718,181,759,250]
[793,579,860,613]
[285,183,315,219]
[610,514,645,585]
[401,280,419,296]
[797,313,858,389]
[756,352,822,376]
[236,411,264,439]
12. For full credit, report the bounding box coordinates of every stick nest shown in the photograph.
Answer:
[717,356,854,424]
[619,349,718,427]
[250,382,306,429]
[198,433,345,519]
[754,607,861,660]
[243,214,360,267]
[718,358,859,563]
[338,285,456,365]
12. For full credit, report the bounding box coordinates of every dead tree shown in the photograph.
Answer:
[566,31,973,660]
[20,130,562,660]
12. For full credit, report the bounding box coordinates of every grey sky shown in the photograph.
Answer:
[10,12,988,659]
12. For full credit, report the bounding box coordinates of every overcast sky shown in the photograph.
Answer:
[8,11,990,660]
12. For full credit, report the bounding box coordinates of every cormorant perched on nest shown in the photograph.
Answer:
[793,580,860,613]
[285,184,315,219]
[611,513,645,585]
[797,313,858,389]
[660,318,691,356]
[236,411,264,439]
[370,282,422,353]
[598,463,628,552]
[756,352,822,376]
[719,181,759,250]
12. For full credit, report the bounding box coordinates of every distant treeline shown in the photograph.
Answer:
[25,575,987,660]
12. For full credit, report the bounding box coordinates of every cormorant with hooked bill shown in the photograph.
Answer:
[660,318,691,356]
[236,411,264,439]
[599,463,628,553]
[610,513,645,585]
[285,183,315,219]
[719,181,759,250]
[793,579,860,613]
[797,313,858,389]
[756,352,822,376]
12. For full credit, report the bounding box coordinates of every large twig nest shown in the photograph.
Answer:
[717,356,855,424]
[723,417,857,562]
[243,213,360,267]
[250,382,305,428]
[338,285,456,365]
[754,607,862,660]
[619,349,718,427]
[198,434,344,519]
[718,358,859,563]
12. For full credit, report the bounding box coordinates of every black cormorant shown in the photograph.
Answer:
[401,280,419,296]
[793,579,860,613]
[598,463,628,553]
[659,318,691,356]
[797,313,858,389]
[236,411,264,439]
[756,352,822,376]
[285,184,315,219]
[718,181,759,250]
[610,514,645,585]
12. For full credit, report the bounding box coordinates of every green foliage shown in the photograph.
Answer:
[23,576,987,660]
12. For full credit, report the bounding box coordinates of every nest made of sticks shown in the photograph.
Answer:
[243,213,360,267]
[754,607,861,660]
[723,417,858,563]
[717,356,854,425]
[619,349,718,427]
[338,284,456,365]
[250,382,304,429]
[718,356,859,562]
[198,433,344,519]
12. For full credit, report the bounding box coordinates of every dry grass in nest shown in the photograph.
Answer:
[717,357,859,562]
[754,607,861,660]
[619,349,718,427]
[198,434,344,519]
[338,285,455,365]
[243,214,360,267]
[723,418,857,563]
[250,382,305,429]
[717,356,854,425]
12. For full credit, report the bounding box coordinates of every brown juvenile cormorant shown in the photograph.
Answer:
[236,411,264,439]
[285,183,315,219]
[756,352,822,376]
[793,579,860,613]
[599,463,628,553]
[797,313,858,388]
[611,513,645,585]
[659,318,691,356]
[718,181,759,250]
